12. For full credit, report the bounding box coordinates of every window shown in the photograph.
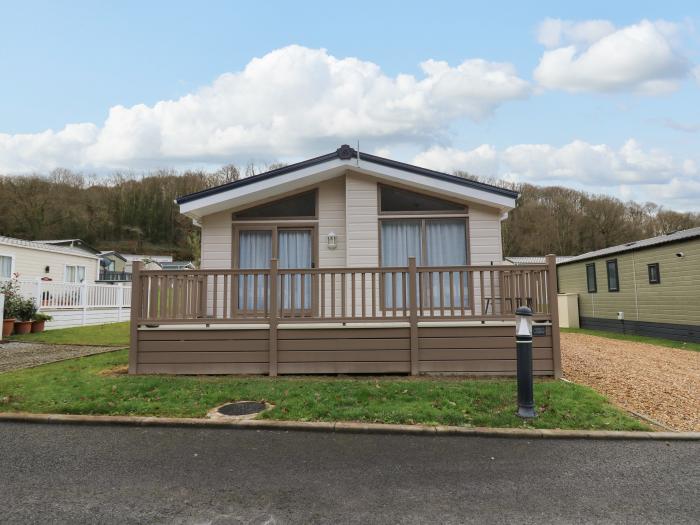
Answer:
[586,263,597,293]
[606,259,619,292]
[233,190,316,219]
[648,263,660,284]
[379,185,466,213]
[380,218,468,307]
[0,254,13,279]
[235,226,315,311]
[65,265,86,283]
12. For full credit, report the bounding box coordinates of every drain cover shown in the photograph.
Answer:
[217,401,267,416]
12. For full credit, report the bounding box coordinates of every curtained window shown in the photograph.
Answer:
[0,255,12,279]
[65,265,86,283]
[380,219,467,308]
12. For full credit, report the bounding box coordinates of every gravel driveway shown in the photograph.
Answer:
[0,342,118,373]
[562,333,700,432]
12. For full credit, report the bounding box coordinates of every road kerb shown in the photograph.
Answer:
[0,412,698,440]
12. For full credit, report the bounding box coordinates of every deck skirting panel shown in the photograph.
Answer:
[135,324,554,375]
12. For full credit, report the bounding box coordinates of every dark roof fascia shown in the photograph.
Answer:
[356,151,519,199]
[176,151,339,205]
[176,146,519,205]
[557,233,700,266]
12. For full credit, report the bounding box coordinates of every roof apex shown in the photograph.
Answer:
[176,145,519,215]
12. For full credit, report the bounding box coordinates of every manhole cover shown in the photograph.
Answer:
[217,401,267,416]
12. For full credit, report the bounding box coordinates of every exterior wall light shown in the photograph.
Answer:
[516,306,533,339]
[327,232,337,250]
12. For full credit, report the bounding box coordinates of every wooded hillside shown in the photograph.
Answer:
[1,167,698,260]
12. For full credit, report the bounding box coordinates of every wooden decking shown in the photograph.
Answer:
[129,256,561,376]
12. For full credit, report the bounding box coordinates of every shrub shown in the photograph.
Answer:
[15,297,38,322]
[1,278,22,319]
[32,312,53,322]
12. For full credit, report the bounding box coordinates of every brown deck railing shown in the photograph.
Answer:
[131,256,558,325]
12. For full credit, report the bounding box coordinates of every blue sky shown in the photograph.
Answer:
[1,1,699,210]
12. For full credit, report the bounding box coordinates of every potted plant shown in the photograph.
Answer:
[1,277,21,337]
[13,297,38,335]
[31,312,53,333]
[2,297,17,337]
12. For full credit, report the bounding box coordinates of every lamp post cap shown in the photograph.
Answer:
[515,306,533,316]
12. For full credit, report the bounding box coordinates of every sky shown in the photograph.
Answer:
[1,0,699,210]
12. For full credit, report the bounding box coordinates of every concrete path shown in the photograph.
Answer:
[0,342,117,372]
[0,422,697,524]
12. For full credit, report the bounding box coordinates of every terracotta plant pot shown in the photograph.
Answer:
[2,318,15,337]
[31,320,46,333]
[13,320,32,335]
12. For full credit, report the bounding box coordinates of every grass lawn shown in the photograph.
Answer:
[9,322,129,347]
[0,349,648,430]
[561,327,700,352]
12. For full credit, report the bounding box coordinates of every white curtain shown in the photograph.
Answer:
[238,230,272,310]
[65,265,85,283]
[279,230,312,310]
[426,220,467,307]
[0,256,12,279]
[381,221,421,308]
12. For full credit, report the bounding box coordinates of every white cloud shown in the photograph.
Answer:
[536,18,615,49]
[693,65,700,85]
[412,145,498,176]
[0,45,530,173]
[534,19,691,94]
[412,140,700,210]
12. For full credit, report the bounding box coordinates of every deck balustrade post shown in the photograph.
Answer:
[269,258,279,377]
[116,283,124,321]
[545,254,562,379]
[81,280,88,326]
[128,261,141,374]
[34,277,42,310]
[408,257,419,375]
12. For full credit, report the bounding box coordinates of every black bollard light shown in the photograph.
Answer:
[515,306,536,419]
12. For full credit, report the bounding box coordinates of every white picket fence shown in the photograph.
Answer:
[15,279,131,330]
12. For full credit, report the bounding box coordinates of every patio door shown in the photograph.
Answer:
[236,226,315,316]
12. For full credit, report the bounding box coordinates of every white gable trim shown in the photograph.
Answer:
[179,157,516,220]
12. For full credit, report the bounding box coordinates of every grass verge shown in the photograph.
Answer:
[561,327,700,352]
[0,349,648,430]
[9,322,129,347]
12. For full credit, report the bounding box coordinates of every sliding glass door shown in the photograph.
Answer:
[236,226,314,314]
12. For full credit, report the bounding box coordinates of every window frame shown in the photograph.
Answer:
[0,253,16,279]
[606,259,619,292]
[231,223,319,316]
[378,217,470,268]
[647,262,661,284]
[585,263,597,293]
[378,217,470,311]
[377,184,468,216]
[64,264,87,283]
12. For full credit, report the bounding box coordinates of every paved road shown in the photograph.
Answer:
[0,423,697,524]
